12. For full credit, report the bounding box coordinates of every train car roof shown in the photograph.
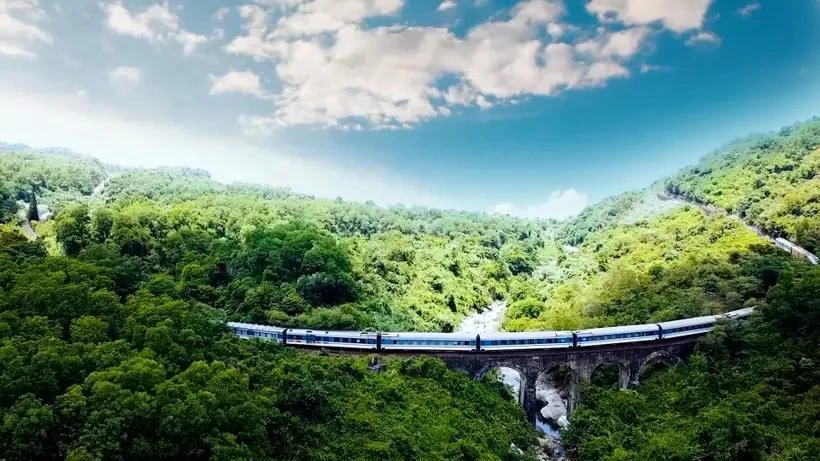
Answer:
[380,332,476,340]
[481,331,573,339]
[286,328,377,337]
[722,307,754,319]
[575,323,658,335]
[657,315,718,329]
[227,322,285,332]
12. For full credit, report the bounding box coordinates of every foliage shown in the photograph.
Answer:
[0,151,105,212]
[2,117,818,460]
[0,212,537,461]
[506,205,777,330]
[564,265,820,460]
[666,118,820,252]
[0,150,542,459]
[35,164,554,332]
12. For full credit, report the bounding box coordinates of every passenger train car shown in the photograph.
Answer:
[775,237,819,265]
[574,324,659,347]
[380,332,476,351]
[478,330,574,351]
[227,308,754,352]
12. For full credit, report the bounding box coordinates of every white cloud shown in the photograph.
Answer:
[438,1,457,11]
[639,63,671,73]
[104,1,209,55]
[602,26,651,58]
[213,6,230,22]
[174,30,209,54]
[546,22,564,38]
[586,0,713,32]
[444,81,479,106]
[0,0,51,59]
[737,2,761,18]
[475,94,493,109]
[511,0,564,25]
[221,0,717,130]
[237,114,282,135]
[109,65,142,86]
[209,70,268,98]
[0,41,36,59]
[492,189,589,220]
[0,86,447,208]
[575,26,651,59]
[274,0,404,37]
[686,30,720,46]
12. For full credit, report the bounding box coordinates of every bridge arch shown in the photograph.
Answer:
[475,363,527,405]
[531,363,576,425]
[635,350,682,384]
[590,361,632,389]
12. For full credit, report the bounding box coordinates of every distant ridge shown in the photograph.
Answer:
[0,141,99,163]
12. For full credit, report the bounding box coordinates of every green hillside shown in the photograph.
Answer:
[0,149,540,459]
[666,118,820,252]
[0,116,818,460]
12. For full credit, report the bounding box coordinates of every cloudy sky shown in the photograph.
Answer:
[1,0,819,218]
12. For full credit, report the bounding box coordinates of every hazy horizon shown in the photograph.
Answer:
[2,0,819,217]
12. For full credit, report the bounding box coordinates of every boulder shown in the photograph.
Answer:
[538,387,568,426]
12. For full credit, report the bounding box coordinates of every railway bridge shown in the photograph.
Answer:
[356,337,697,423]
[231,311,754,424]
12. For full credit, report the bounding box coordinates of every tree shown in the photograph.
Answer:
[55,205,92,256]
[70,316,109,344]
[297,272,357,306]
[27,189,38,222]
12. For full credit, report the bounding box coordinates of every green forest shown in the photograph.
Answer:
[0,118,818,460]
[665,118,820,253]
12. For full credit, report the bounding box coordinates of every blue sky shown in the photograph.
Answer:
[1,0,818,218]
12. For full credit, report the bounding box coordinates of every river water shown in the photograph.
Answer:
[456,301,567,460]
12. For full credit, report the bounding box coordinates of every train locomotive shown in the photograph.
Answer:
[227,308,753,352]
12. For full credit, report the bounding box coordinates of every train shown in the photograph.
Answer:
[227,307,754,352]
[774,238,819,265]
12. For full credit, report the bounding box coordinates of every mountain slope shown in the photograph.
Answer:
[665,118,820,252]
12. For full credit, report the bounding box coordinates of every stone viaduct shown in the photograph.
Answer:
[363,337,697,423]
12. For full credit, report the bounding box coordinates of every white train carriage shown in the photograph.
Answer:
[285,328,379,349]
[574,323,659,347]
[775,237,819,265]
[480,331,574,351]
[379,332,476,351]
[228,322,285,342]
[775,237,794,252]
[795,246,819,265]
[658,314,718,339]
[722,307,754,320]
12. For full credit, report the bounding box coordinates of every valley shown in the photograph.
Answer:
[0,118,818,460]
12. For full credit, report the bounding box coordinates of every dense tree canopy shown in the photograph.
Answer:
[564,264,820,460]
[666,118,820,252]
[1,116,818,460]
[0,148,544,460]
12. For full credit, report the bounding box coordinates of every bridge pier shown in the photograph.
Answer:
[523,386,538,423]
[618,362,632,389]
[441,338,697,426]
